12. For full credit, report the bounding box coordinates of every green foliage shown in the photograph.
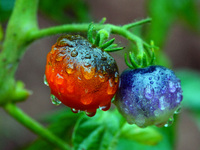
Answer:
[24,109,81,150]
[72,110,124,150]
[146,0,200,47]
[39,0,91,23]
[176,70,200,112]
[0,0,15,22]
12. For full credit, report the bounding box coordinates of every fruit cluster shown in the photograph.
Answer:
[45,34,183,127]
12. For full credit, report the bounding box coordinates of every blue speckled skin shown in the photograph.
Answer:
[115,66,183,127]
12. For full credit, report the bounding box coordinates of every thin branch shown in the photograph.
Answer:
[3,103,71,150]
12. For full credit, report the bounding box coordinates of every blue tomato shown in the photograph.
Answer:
[114,65,183,127]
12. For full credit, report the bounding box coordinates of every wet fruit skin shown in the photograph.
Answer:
[114,66,183,127]
[45,35,119,116]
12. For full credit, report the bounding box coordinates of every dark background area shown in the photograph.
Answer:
[0,0,200,149]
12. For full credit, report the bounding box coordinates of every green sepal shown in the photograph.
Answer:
[129,52,139,68]
[100,38,115,49]
[87,23,94,44]
[124,53,134,69]
[104,46,124,52]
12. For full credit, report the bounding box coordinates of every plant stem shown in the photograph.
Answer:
[122,18,152,29]
[0,0,39,104]
[3,103,71,150]
[28,23,145,47]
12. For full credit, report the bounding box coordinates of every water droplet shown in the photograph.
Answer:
[50,94,62,105]
[101,55,107,61]
[56,54,65,61]
[71,50,78,57]
[43,75,49,86]
[114,72,119,83]
[85,111,96,117]
[161,86,167,94]
[154,76,160,81]
[85,54,91,59]
[159,96,166,110]
[84,62,91,67]
[56,74,64,85]
[174,106,182,114]
[144,85,154,100]
[78,76,82,82]
[98,73,106,82]
[99,103,111,111]
[164,117,174,127]
[150,81,154,84]
[176,93,183,103]
[154,109,162,117]
[80,95,93,105]
[57,37,74,47]
[81,66,95,80]
[107,79,116,95]
[149,77,152,80]
[66,77,75,93]
[168,81,176,93]
[135,114,146,127]
[71,108,80,113]
[66,63,75,74]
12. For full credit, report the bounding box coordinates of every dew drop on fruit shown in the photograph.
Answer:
[174,106,182,114]
[56,73,64,85]
[101,55,107,61]
[84,62,91,68]
[66,63,75,75]
[43,75,49,86]
[176,92,183,103]
[85,111,96,117]
[168,81,176,93]
[50,94,62,105]
[85,54,91,59]
[81,66,95,80]
[99,103,111,111]
[144,85,154,100]
[98,73,106,82]
[164,117,174,127]
[114,72,119,83]
[159,96,166,110]
[71,108,80,113]
[107,79,116,95]
[154,76,160,81]
[56,54,64,61]
[80,95,93,105]
[71,50,78,57]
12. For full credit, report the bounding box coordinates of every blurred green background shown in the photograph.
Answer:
[0,0,200,150]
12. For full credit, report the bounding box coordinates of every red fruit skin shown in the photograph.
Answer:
[45,35,119,116]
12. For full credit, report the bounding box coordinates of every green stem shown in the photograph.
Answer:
[122,18,152,29]
[28,23,145,50]
[0,0,39,104]
[3,103,71,150]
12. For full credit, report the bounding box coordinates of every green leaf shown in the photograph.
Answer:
[72,110,125,150]
[117,127,174,150]
[24,108,82,150]
[176,70,200,112]
[120,123,162,145]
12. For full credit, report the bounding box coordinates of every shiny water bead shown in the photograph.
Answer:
[50,94,62,106]
[45,35,119,116]
[43,75,49,86]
